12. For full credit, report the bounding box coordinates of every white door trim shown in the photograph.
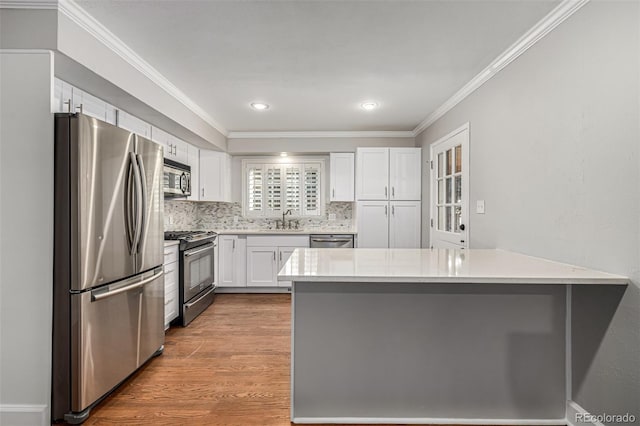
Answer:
[429,122,470,249]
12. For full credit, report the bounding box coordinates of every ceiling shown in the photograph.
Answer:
[75,0,559,133]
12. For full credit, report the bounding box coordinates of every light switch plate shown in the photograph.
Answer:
[328,213,337,221]
[233,215,239,223]
[476,200,485,214]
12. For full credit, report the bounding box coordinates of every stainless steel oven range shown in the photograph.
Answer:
[164,231,217,326]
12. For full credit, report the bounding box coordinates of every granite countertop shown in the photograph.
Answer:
[277,248,629,285]
[163,240,180,246]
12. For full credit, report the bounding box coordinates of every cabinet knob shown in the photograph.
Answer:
[460,224,465,231]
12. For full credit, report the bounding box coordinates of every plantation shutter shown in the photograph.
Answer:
[284,165,302,214]
[303,163,321,216]
[247,165,263,215]
[265,165,283,215]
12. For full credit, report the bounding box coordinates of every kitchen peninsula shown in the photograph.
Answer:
[278,248,628,424]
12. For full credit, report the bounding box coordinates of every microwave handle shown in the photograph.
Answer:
[180,172,187,194]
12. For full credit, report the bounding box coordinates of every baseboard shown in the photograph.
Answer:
[0,404,48,426]
[566,400,606,426]
[292,417,566,425]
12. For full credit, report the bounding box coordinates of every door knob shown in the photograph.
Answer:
[460,224,466,231]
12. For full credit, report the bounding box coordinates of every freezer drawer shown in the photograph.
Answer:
[70,267,164,413]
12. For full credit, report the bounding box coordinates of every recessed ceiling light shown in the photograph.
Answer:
[361,102,378,111]
[280,152,288,157]
[251,102,270,110]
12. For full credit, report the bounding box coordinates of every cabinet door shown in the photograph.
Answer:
[356,148,389,200]
[389,201,421,248]
[171,136,189,164]
[53,79,73,113]
[246,246,278,287]
[200,151,231,202]
[118,110,151,138]
[389,148,422,200]
[356,201,389,248]
[218,236,247,287]
[73,89,107,122]
[223,154,232,202]
[330,153,355,201]
[277,246,301,288]
[163,261,179,328]
[187,147,200,201]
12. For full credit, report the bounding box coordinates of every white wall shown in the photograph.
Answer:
[416,1,639,418]
[0,51,54,425]
[227,136,414,155]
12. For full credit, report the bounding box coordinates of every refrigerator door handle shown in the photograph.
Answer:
[130,152,144,253]
[136,150,148,254]
[124,154,136,254]
[92,270,163,302]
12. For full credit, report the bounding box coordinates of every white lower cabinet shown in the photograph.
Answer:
[163,243,179,330]
[357,201,421,248]
[356,201,390,248]
[277,246,299,288]
[245,235,309,288]
[246,246,278,287]
[389,201,422,248]
[218,235,247,287]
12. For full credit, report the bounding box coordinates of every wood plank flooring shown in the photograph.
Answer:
[85,294,292,426]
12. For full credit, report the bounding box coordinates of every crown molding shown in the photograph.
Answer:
[413,0,589,136]
[0,0,57,9]
[54,0,228,136]
[227,130,416,139]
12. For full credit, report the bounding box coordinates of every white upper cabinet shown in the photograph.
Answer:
[118,110,151,138]
[356,147,421,201]
[200,150,232,202]
[187,147,200,201]
[330,153,355,202]
[389,148,421,201]
[151,126,189,164]
[389,201,421,248]
[54,80,117,125]
[356,148,389,200]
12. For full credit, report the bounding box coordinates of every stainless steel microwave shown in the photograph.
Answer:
[164,159,191,198]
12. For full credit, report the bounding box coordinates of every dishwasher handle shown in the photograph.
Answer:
[311,238,353,243]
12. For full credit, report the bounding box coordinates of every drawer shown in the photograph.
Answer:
[164,265,178,293]
[246,234,309,247]
[164,288,178,323]
[163,244,179,264]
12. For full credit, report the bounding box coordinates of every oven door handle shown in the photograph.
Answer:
[184,287,215,310]
[184,242,215,257]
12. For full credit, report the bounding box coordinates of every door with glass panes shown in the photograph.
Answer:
[430,124,469,249]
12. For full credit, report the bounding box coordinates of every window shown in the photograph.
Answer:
[243,159,325,217]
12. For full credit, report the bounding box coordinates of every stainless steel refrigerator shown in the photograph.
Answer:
[52,114,165,424]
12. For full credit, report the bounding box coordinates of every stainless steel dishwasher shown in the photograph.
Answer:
[309,234,355,248]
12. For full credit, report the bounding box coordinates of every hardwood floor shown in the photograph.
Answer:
[85,294,292,426]
[81,293,546,426]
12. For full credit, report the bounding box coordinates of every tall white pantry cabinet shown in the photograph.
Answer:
[356,148,422,248]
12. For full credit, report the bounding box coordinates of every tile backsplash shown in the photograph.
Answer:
[164,201,354,232]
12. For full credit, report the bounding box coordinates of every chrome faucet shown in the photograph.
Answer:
[282,209,293,228]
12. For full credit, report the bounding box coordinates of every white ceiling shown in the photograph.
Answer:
[76,0,559,133]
